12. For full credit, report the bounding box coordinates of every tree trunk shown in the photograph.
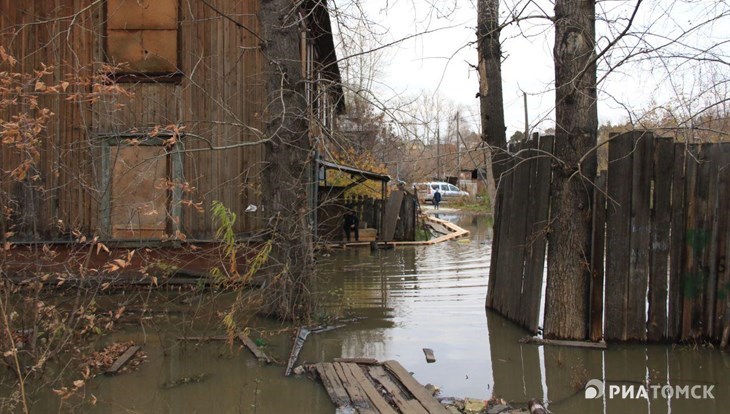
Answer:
[544,0,598,339]
[478,0,508,309]
[258,0,315,321]
[477,0,507,180]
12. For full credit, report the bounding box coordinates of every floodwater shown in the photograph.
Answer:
[19,212,730,413]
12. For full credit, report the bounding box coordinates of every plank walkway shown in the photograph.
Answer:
[314,360,449,414]
[324,215,470,249]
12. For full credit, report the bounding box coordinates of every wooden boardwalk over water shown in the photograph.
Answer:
[313,359,450,414]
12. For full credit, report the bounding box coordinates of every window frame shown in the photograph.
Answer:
[99,133,184,240]
[104,0,183,83]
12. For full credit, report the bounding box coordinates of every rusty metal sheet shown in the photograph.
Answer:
[110,146,168,239]
[107,0,178,30]
[107,30,178,73]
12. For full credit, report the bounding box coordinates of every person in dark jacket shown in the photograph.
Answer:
[343,210,359,241]
[433,189,442,210]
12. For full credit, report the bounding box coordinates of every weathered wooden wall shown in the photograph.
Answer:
[1,0,267,241]
[488,131,730,344]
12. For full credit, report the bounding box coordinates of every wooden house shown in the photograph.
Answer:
[0,0,343,244]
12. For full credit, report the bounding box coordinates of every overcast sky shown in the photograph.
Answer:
[331,0,730,139]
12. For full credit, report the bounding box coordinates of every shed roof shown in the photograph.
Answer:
[318,159,391,182]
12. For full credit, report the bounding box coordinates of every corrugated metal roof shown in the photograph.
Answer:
[318,159,391,182]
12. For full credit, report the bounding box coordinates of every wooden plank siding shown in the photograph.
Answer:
[1,0,271,241]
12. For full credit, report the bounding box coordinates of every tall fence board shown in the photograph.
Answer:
[604,132,634,341]
[647,138,674,341]
[488,131,730,344]
[487,135,555,333]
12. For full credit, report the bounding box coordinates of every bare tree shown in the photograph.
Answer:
[543,0,598,339]
[257,0,316,321]
[477,0,507,182]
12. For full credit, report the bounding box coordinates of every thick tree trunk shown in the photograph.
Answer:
[258,0,315,321]
[544,0,598,339]
[477,0,507,180]
[478,0,508,309]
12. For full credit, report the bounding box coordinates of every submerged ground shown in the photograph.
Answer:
[13,211,730,413]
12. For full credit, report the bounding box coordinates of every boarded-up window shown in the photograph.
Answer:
[110,146,168,239]
[106,0,179,74]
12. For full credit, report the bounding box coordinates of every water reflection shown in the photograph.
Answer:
[17,212,729,413]
[313,212,728,413]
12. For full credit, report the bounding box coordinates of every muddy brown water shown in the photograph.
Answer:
[17,212,730,413]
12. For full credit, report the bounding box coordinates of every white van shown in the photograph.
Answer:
[414,181,469,203]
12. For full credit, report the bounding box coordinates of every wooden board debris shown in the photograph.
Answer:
[383,360,450,414]
[368,365,428,414]
[333,357,380,365]
[106,345,141,375]
[314,359,454,414]
[422,348,436,363]
[237,333,271,364]
[177,335,228,341]
[285,327,311,376]
[340,363,397,414]
[315,363,352,409]
[333,363,378,414]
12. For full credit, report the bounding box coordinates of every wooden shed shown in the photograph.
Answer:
[0,0,343,243]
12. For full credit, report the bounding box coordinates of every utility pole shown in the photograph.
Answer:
[455,112,461,176]
[523,91,529,140]
[436,125,441,180]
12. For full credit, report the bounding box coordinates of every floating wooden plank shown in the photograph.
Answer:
[177,335,228,341]
[334,363,381,414]
[383,360,449,414]
[341,363,398,414]
[285,327,310,376]
[106,345,141,375]
[315,363,352,409]
[310,324,345,334]
[237,333,271,364]
[604,132,634,341]
[648,138,674,341]
[333,363,378,414]
[333,357,379,365]
[422,348,436,363]
[368,365,428,414]
[342,363,396,414]
[519,336,607,350]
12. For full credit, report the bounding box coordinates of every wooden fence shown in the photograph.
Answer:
[486,135,554,334]
[316,192,417,242]
[488,131,730,344]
